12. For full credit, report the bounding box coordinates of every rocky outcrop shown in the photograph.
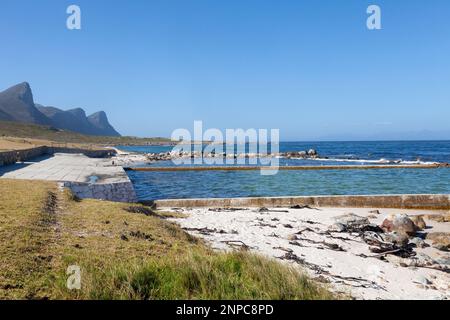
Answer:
[424,213,450,223]
[0,82,121,137]
[326,212,449,269]
[332,213,371,232]
[410,215,427,230]
[0,108,14,121]
[0,82,53,125]
[381,214,417,236]
[283,150,319,159]
[427,232,450,251]
[38,106,91,135]
[87,111,121,136]
[37,105,121,137]
[143,150,321,162]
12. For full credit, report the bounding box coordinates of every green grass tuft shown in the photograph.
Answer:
[1,179,336,300]
[85,250,335,300]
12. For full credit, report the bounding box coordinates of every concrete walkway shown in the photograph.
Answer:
[1,153,125,183]
[1,153,137,202]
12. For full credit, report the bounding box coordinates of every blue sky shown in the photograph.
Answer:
[0,0,449,140]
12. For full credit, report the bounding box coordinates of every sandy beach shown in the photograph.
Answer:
[169,206,450,300]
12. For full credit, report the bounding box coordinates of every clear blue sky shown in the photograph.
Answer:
[1,0,449,140]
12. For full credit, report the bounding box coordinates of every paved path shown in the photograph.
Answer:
[0,153,129,184]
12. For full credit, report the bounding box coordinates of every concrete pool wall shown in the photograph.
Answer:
[154,194,450,210]
[61,180,137,203]
[0,146,114,166]
[1,153,137,203]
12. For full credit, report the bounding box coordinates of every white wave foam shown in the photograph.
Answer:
[288,157,439,165]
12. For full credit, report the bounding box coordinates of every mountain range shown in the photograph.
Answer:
[0,82,120,136]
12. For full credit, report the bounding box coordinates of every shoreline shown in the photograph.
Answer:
[125,163,449,171]
[154,194,450,210]
[0,147,448,300]
[111,146,449,168]
[112,146,450,206]
[170,206,450,300]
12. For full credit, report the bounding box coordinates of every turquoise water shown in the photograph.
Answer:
[121,141,450,200]
[119,140,450,164]
[128,168,450,200]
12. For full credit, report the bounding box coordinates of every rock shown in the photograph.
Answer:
[334,214,383,233]
[409,215,426,230]
[381,214,417,236]
[120,234,129,241]
[424,212,450,223]
[363,231,411,255]
[427,232,450,251]
[412,275,431,285]
[335,213,369,227]
[409,237,428,248]
[432,244,448,251]
[435,257,450,266]
[369,209,381,215]
[287,234,298,241]
[386,252,436,268]
[328,223,346,232]
[413,253,438,266]
[383,232,409,247]
[307,149,317,156]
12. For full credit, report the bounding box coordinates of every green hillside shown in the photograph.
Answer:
[0,120,172,146]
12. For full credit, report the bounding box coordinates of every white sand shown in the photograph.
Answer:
[169,206,450,300]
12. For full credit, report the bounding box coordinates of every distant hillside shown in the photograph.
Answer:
[87,111,121,136]
[0,82,121,137]
[0,109,14,121]
[37,106,120,137]
[0,120,171,146]
[0,82,53,125]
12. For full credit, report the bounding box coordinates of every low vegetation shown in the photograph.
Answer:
[0,120,171,150]
[0,179,334,300]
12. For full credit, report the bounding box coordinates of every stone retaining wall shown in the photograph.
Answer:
[0,146,114,166]
[49,147,114,158]
[0,146,47,166]
[155,194,450,210]
[62,181,137,203]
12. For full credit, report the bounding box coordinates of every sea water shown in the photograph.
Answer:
[119,141,450,200]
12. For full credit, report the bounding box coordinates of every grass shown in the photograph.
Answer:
[86,251,333,300]
[0,137,47,151]
[0,136,100,151]
[0,180,59,299]
[0,120,172,150]
[0,179,335,300]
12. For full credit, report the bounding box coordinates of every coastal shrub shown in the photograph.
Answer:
[86,250,334,300]
[0,179,335,300]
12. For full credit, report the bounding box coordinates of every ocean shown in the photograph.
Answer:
[119,141,450,200]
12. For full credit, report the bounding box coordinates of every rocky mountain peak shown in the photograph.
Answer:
[0,82,121,136]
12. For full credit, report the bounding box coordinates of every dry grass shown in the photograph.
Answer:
[0,136,99,151]
[0,180,58,299]
[0,179,335,300]
[0,137,46,151]
[0,120,171,149]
